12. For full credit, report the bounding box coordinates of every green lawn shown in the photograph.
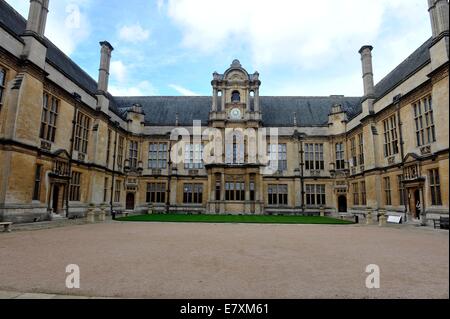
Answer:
[116,213,353,225]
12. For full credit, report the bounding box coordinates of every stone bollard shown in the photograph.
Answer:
[366,210,373,225]
[147,203,153,215]
[86,204,96,223]
[97,204,107,222]
[378,209,387,226]
[320,206,325,217]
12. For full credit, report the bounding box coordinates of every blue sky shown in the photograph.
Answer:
[7,0,431,97]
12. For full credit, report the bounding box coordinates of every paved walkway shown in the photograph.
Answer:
[0,290,115,299]
[0,221,447,299]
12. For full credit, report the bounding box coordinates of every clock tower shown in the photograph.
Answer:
[209,59,262,128]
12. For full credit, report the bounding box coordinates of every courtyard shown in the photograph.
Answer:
[0,221,448,299]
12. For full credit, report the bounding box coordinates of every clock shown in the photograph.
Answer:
[230,108,241,120]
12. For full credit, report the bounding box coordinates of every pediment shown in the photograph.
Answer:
[54,149,71,161]
[403,152,421,164]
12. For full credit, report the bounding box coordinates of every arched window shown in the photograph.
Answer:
[231,90,240,102]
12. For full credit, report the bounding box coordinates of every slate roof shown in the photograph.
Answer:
[373,37,432,99]
[114,96,363,126]
[0,0,433,127]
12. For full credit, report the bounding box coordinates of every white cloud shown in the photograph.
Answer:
[109,81,158,96]
[6,0,92,56]
[110,60,127,83]
[118,24,151,43]
[169,84,199,96]
[165,0,430,72]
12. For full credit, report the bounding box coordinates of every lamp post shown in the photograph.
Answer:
[294,130,306,215]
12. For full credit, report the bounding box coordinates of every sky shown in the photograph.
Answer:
[6,0,431,97]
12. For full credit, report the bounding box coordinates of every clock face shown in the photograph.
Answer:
[230,108,241,120]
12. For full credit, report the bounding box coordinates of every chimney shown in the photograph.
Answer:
[428,0,449,38]
[97,41,114,93]
[24,0,48,37]
[359,45,375,99]
[21,0,49,69]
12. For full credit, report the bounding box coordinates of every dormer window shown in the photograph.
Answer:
[231,90,240,103]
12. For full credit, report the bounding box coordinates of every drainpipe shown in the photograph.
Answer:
[110,121,119,215]
[166,133,172,213]
[394,94,407,222]
[66,92,81,218]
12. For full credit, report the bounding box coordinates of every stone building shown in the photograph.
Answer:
[0,0,448,223]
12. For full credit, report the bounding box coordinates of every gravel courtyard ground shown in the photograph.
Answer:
[0,221,448,299]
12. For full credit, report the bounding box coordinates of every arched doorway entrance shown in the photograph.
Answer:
[338,195,347,213]
[126,193,135,211]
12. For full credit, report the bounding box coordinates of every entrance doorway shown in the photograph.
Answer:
[338,195,347,213]
[126,193,135,210]
[52,185,60,214]
[413,189,421,219]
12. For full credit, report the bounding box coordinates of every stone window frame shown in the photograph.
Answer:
[148,142,168,169]
[428,168,442,206]
[114,180,121,203]
[382,114,399,157]
[69,171,82,202]
[413,95,436,147]
[183,183,203,204]
[33,164,43,201]
[383,176,392,206]
[267,184,288,206]
[74,111,91,154]
[358,133,364,165]
[350,137,357,167]
[397,175,405,206]
[128,140,139,169]
[184,143,204,169]
[117,136,124,171]
[225,177,245,201]
[0,67,6,107]
[304,143,324,171]
[335,142,345,170]
[360,181,367,206]
[352,182,359,206]
[146,182,166,203]
[40,92,59,143]
[305,184,326,206]
[268,143,288,171]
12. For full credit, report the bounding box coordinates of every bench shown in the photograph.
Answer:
[433,217,449,230]
[0,222,12,232]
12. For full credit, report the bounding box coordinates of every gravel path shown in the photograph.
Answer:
[0,222,448,299]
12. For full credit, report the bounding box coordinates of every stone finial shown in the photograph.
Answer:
[231,59,242,68]
[175,112,179,126]
[293,112,297,126]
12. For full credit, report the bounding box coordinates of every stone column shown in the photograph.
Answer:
[254,88,260,112]
[221,89,226,112]
[212,87,218,112]
[246,90,250,112]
